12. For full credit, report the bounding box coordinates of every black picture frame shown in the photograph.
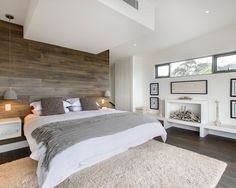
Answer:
[170,80,208,94]
[150,97,159,110]
[230,100,236,119]
[150,83,159,95]
[230,79,236,97]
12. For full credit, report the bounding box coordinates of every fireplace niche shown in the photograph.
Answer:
[165,99,209,126]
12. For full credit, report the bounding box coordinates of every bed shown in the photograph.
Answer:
[24,109,167,188]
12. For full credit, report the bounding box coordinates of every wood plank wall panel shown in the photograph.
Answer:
[0,20,109,119]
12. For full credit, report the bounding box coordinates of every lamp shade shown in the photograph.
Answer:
[104,90,111,97]
[4,88,17,100]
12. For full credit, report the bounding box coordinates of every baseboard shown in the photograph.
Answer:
[207,130,236,140]
[168,123,236,140]
[0,141,28,153]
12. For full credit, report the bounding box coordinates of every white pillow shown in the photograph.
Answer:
[66,98,81,107]
[30,100,71,110]
[32,109,42,116]
[32,107,70,116]
[30,101,41,111]
[63,101,71,108]
[68,106,82,112]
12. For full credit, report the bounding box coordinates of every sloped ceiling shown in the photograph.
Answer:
[1,0,236,62]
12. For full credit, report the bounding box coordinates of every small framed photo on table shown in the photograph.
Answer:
[230,100,236,119]
[150,97,159,110]
[150,83,159,95]
[230,79,236,97]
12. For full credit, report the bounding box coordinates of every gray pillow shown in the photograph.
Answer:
[80,97,99,111]
[41,97,65,116]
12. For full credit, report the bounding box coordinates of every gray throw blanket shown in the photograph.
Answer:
[31,112,157,170]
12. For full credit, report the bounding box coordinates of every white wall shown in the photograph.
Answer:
[115,57,133,111]
[132,24,236,126]
[109,63,115,104]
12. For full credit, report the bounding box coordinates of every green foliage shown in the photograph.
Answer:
[171,60,212,77]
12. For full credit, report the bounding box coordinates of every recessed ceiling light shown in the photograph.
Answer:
[133,43,137,47]
[205,10,210,14]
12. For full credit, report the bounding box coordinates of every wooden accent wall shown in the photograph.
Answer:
[0,20,109,119]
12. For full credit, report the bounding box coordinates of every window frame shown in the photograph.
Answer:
[155,63,170,79]
[155,51,236,79]
[213,52,236,73]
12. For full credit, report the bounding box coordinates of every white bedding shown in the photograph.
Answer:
[24,110,167,188]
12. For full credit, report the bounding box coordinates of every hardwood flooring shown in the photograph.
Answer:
[0,127,236,187]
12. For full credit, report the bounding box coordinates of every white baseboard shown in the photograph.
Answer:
[167,123,236,140]
[207,130,236,140]
[0,141,28,153]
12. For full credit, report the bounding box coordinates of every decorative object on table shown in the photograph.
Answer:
[3,14,17,100]
[214,100,221,126]
[178,96,192,100]
[230,79,236,97]
[150,83,159,95]
[104,90,111,98]
[170,106,201,123]
[230,100,236,119]
[171,80,208,94]
[150,97,159,110]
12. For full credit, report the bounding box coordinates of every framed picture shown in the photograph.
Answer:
[170,80,208,94]
[150,83,159,95]
[150,97,159,110]
[230,100,236,119]
[230,79,236,97]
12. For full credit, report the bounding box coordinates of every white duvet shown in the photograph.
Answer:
[24,110,167,188]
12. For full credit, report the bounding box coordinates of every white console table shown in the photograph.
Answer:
[163,99,236,139]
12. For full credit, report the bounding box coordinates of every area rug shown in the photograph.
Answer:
[0,141,227,188]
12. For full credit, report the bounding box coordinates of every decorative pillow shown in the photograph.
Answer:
[80,97,99,111]
[30,100,71,110]
[41,97,65,116]
[63,101,71,108]
[66,98,81,107]
[68,106,82,112]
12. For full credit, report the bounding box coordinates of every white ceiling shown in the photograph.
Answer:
[110,0,236,62]
[0,0,29,25]
[23,0,155,54]
[1,0,236,62]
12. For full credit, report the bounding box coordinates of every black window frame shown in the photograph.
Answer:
[155,63,170,79]
[213,52,236,73]
[155,51,236,79]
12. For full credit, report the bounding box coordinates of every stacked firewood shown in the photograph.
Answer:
[170,106,201,123]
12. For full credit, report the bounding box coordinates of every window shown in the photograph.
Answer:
[215,53,236,72]
[155,64,169,78]
[155,51,236,79]
[170,57,212,77]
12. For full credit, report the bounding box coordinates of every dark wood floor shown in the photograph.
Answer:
[0,127,236,187]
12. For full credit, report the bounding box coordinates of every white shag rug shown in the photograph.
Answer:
[0,141,227,188]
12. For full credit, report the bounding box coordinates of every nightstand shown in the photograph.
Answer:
[0,118,28,154]
[0,117,22,140]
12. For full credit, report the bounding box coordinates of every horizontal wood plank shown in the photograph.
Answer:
[0,20,109,119]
